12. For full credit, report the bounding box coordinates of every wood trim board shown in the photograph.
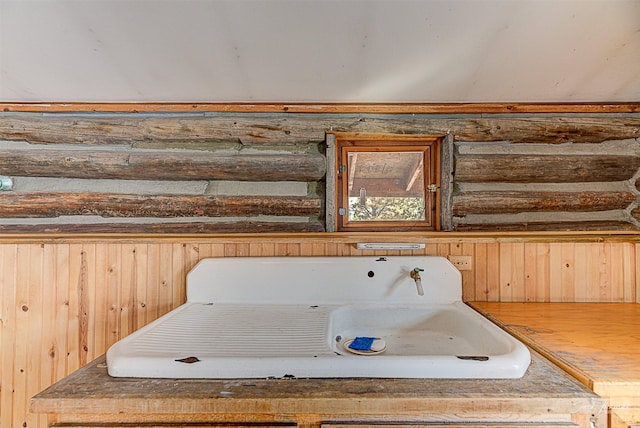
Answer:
[2,102,640,114]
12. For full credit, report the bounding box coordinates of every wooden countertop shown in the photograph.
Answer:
[468,302,640,412]
[31,352,605,425]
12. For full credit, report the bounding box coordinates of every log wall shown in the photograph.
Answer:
[1,110,640,232]
[453,139,640,231]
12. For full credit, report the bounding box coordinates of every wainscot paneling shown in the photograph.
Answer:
[0,238,638,428]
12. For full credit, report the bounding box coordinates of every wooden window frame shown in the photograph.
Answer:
[328,133,443,232]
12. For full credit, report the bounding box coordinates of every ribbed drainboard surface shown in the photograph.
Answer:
[128,303,332,357]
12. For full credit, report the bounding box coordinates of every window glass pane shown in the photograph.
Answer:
[347,151,426,221]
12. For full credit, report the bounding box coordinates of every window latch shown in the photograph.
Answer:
[427,184,439,193]
[338,208,347,216]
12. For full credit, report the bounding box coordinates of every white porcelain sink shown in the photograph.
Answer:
[329,303,530,378]
[107,256,530,379]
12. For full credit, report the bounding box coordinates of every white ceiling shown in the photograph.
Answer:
[1,0,639,103]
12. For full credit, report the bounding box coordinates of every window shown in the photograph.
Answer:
[327,133,443,232]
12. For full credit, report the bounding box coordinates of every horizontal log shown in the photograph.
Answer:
[0,221,325,234]
[0,149,326,182]
[1,114,639,145]
[452,191,636,215]
[0,193,322,218]
[455,155,640,183]
[453,221,639,232]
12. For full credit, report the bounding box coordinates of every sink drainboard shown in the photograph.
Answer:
[125,303,333,358]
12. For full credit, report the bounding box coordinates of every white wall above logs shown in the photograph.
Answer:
[1,0,639,103]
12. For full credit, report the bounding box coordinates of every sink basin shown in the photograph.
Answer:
[329,303,530,378]
[107,256,530,379]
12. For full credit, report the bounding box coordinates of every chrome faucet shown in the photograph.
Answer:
[410,267,425,296]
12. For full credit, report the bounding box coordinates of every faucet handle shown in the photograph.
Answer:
[410,268,425,296]
[410,267,424,279]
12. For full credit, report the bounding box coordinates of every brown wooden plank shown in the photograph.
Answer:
[452,191,636,215]
[0,149,326,182]
[0,193,322,218]
[2,101,640,114]
[1,114,639,146]
[455,155,640,183]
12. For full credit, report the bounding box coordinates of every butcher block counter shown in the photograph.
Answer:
[469,303,640,428]
[30,351,605,428]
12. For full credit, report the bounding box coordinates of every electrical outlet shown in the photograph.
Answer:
[448,255,472,271]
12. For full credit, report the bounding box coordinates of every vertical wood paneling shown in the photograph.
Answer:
[15,245,32,428]
[145,244,161,329]
[119,244,135,339]
[56,244,70,379]
[0,239,637,428]
[39,244,55,428]
[636,243,640,303]
[499,244,516,302]
[0,245,16,428]
[132,244,147,332]
[523,244,538,303]
[158,243,175,320]
[536,243,551,302]
[460,243,475,301]
[561,243,576,302]
[615,243,634,302]
[474,244,488,301]
[0,247,5,428]
[609,243,625,301]
[574,244,588,302]
[524,243,550,303]
[625,243,635,302]
[587,243,603,302]
[548,244,562,301]
[298,242,315,256]
[598,243,611,302]
[511,243,526,302]
[92,244,106,361]
[66,244,82,373]
[485,243,501,301]
[82,244,96,363]
[171,243,191,310]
